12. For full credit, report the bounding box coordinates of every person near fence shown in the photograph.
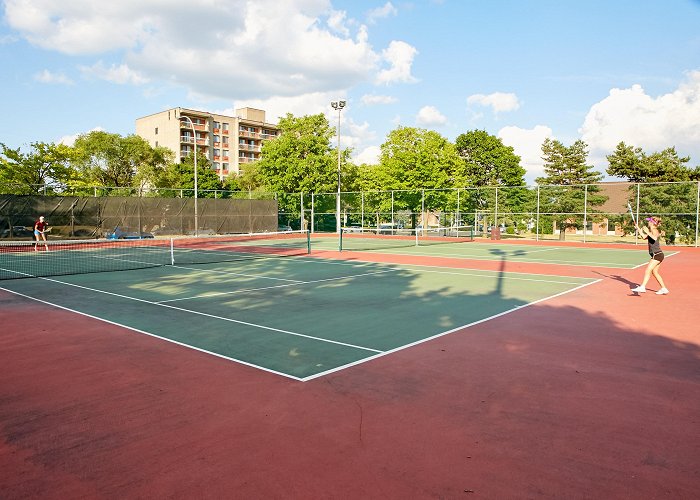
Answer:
[631,216,668,295]
[33,215,49,251]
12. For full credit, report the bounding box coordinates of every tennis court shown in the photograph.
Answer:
[1,234,599,380]
[317,228,657,269]
[2,231,699,498]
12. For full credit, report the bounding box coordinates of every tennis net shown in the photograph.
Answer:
[0,230,311,280]
[339,226,474,252]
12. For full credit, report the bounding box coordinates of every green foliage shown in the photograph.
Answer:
[72,131,171,190]
[0,141,77,194]
[454,129,526,187]
[606,142,700,182]
[254,113,343,194]
[163,151,223,198]
[607,142,699,244]
[536,139,607,237]
[378,126,458,190]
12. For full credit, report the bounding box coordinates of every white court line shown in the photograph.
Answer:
[334,247,641,268]
[2,275,383,355]
[384,266,592,285]
[0,284,309,382]
[169,264,305,283]
[0,263,605,382]
[289,255,598,282]
[630,250,679,269]
[156,269,398,303]
[300,278,603,381]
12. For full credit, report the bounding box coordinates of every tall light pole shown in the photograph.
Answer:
[180,113,198,236]
[330,100,345,233]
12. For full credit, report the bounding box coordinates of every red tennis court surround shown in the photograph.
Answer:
[1,243,699,498]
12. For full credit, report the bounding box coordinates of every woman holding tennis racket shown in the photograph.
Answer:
[34,215,49,251]
[631,216,669,295]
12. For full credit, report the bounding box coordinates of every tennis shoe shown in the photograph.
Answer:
[631,286,646,293]
[655,288,669,295]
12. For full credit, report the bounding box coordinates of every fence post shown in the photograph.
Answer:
[457,188,460,226]
[361,191,365,228]
[536,185,540,241]
[583,184,588,243]
[495,186,499,228]
[391,191,394,229]
[695,181,700,247]
[311,193,315,234]
[635,183,640,245]
[421,190,425,234]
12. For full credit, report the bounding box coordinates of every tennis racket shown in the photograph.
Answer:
[626,202,637,226]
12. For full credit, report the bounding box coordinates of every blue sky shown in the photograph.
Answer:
[1,0,699,184]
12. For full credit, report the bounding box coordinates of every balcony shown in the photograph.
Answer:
[238,130,259,139]
[180,120,207,131]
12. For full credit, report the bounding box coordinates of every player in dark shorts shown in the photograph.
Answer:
[631,216,668,295]
[34,215,49,251]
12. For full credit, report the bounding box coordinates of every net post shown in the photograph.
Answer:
[307,229,311,254]
[338,227,343,252]
[170,238,175,265]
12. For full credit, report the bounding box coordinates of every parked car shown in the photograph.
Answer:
[0,226,34,238]
[106,227,154,240]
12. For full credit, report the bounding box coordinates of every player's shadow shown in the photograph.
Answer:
[592,270,641,294]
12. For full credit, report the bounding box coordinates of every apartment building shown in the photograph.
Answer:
[135,107,280,179]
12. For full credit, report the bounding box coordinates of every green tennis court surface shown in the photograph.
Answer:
[316,234,652,269]
[1,256,598,380]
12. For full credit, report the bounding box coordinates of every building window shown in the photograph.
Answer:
[155,127,158,135]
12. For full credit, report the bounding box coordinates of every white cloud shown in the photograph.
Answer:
[34,69,73,85]
[416,105,447,127]
[58,127,105,146]
[4,0,146,55]
[361,94,397,105]
[3,0,399,100]
[375,40,418,85]
[367,2,398,24]
[580,71,700,159]
[226,92,342,125]
[467,92,521,114]
[80,62,149,85]
[498,125,553,184]
[353,145,381,165]
[327,9,351,37]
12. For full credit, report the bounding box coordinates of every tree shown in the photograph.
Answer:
[254,113,344,194]
[606,142,699,244]
[454,130,525,187]
[536,139,606,239]
[72,131,170,191]
[454,130,529,229]
[360,126,461,226]
[606,142,699,182]
[162,151,223,198]
[0,141,76,194]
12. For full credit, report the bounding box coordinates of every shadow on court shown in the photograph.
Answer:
[1,249,699,498]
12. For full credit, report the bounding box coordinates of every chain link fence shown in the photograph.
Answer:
[2,182,698,245]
